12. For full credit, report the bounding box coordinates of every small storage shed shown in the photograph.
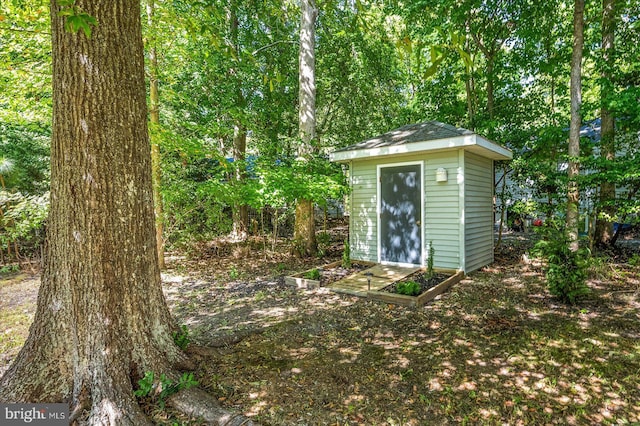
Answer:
[330,121,512,273]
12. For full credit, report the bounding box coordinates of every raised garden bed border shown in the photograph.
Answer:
[284,260,376,289]
[367,269,464,307]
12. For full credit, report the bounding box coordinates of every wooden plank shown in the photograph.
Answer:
[367,270,464,307]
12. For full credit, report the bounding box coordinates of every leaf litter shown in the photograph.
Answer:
[2,228,639,425]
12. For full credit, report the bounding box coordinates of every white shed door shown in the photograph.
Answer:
[379,164,422,265]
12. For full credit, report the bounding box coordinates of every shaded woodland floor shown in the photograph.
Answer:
[1,228,639,425]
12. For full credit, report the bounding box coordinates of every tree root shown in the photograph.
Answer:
[168,387,258,425]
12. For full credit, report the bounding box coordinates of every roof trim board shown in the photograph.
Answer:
[330,121,512,162]
[330,133,513,162]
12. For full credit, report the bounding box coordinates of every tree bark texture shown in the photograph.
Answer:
[232,125,249,239]
[0,1,182,423]
[595,0,616,246]
[567,0,585,251]
[294,0,318,256]
[298,0,317,149]
[147,0,166,269]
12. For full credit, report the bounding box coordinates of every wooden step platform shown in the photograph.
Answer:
[328,264,420,297]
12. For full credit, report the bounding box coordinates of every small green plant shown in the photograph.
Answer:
[0,264,20,275]
[316,231,331,257]
[533,225,590,304]
[342,238,351,268]
[229,266,239,280]
[135,371,198,409]
[303,268,321,280]
[629,254,640,267]
[275,262,287,273]
[426,241,435,278]
[396,280,421,296]
[254,290,266,301]
[172,324,190,350]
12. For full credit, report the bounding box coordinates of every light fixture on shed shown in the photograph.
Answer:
[435,167,448,182]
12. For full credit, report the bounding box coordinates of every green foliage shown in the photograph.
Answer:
[396,280,421,296]
[57,0,98,38]
[0,123,50,193]
[0,1,51,126]
[134,371,198,409]
[248,155,348,210]
[316,231,331,257]
[172,325,190,350]
[629,254,640,268]
[229,266,239,280]
[0,191,49,260]
[303,268,321,280]
[427,241,434,278]
[533,223,591,304]
[0,264,20,275]
[341,238,351,269]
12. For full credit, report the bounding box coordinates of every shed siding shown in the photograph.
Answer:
[464,152,494,272]
[424,152,461,270]
[349,151,464,270]
[349,159,378,262]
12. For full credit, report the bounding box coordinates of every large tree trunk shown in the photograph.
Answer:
[567,0,585,251]
[595,0,616,246]
[147,0,166,269]
[1,1,179,423]
[293,0,318,257]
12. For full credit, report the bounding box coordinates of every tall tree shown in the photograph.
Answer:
[228,0,249,239]
[146,0,166,269]
[0,2,251,424]
[567,0,585,251]
[594,0,616,246]
[293,0,318,256]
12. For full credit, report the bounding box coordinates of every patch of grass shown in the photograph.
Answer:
[303,268,321,280]
[0,307,31,355]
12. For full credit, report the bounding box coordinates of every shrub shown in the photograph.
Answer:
[316,231,331,257]
[342,238,351,269]
[533,225,590,304]
[396,280,421,296]
[303,268,321,280]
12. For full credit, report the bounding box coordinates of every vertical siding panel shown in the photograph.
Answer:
[464,152,494,272]
[349,159,378,262]
[424,152,461,270]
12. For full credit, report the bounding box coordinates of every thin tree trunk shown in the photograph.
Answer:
[229,1,249,239]
[567,0,585,251]
[494,164,510,249]
[486,58,495,119]
[147,0,165,269]
[293,0,318,257]
[232,124,249,239]
[595,0,616,246]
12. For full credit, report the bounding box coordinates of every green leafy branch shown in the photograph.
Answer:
[134,371,198,409]
[57,0,97,38]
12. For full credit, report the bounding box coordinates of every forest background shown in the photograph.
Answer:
[1,0,638,265]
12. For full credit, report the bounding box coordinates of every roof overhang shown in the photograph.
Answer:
[330,134,513,163]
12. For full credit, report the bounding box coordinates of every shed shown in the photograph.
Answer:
[329,121,512,273]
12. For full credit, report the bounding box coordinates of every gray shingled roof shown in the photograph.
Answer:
[334,121,475,152]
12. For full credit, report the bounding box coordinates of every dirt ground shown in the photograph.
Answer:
[1,229,639,425]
